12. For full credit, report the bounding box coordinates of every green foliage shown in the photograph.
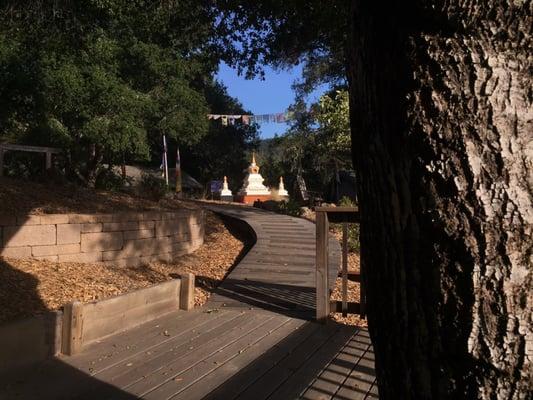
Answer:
[315,90,351,157]
[0,1,215,186]
[254,199,303,217]
[95,169,128,192]
[182,81,259,193]
[1,152,45,181]
[139,173,167,201]
[213,0,349,87]
[337,196,360,253]
[258,91,352,201]
[277,199,303,217]
[258,136,286,188]
[345,223,360,253]
[339,196,355,207]
[312,89,352,183]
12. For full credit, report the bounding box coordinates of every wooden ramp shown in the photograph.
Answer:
[0,205,378,400]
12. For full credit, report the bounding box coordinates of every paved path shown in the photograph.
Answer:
[205,204,342,317]
[0,204,378,400]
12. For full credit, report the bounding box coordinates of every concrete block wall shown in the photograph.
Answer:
[0,210,205,266]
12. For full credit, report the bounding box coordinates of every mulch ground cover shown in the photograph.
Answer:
[0,212,244,324]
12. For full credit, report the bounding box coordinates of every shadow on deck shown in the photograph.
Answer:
[0,204,378,399]
[1,309,377,399]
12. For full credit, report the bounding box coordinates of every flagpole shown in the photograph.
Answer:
[162,135,169,186]
[175,147,182,196]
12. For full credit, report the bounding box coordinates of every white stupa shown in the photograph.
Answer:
[220,176,233,201]
[237,152,272,204]
[278,176,289,199]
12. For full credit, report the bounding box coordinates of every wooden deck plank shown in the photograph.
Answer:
[143,316,292,400]
[123,313,275,397]
[13,311,243,400]
[66,310,189,366]
[332,331,376,400]
[186,318,309,400]
[232,323,342,400]
[230,265,315,274]
[268,325,358,400]
[298,328,370,400]
[66,309,228,374]
[366,379,380,399]
[93,311,247,385]
[260,229,313,234]
[215,280,315,307]
[267,239,317,245]
[0,360,137,400]
[249,250,316,258]
[202,321,323,400]
[244,258,317,267]
[208,292,309,313]
[253,242,315,247]
[99,311,254,392]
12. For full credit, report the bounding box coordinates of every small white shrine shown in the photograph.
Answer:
[278,176,289,200]
[236,152,272,204]
[220,176,233,201]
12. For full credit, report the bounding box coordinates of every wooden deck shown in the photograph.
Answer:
[0,205,378,399]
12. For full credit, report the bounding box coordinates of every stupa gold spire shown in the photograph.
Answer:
[250,151,259,174]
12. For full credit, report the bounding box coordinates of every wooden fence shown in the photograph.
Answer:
[315,206,365,322]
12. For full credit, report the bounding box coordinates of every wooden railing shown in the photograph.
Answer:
[0,143,61,177]
[315,206,365,322]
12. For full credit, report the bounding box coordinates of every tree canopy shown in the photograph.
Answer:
[213,0,349,93]
[0,0,219,185]
[260,89,352,201]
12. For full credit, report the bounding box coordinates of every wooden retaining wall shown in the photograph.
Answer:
[0,275,195,374]
[0,311,63,374]
[0,210,205,266]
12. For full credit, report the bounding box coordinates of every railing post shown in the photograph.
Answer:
[62,301,84,356]
[0,147,4,177]
[45,151,52,170]
[316,210,329,322]
[342,222,348,317]
[360,252,366,319]
[180,273,195,311]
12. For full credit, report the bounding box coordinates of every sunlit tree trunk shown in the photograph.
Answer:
[347,1,532,398]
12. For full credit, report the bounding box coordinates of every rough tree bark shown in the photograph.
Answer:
[347,1,532,399]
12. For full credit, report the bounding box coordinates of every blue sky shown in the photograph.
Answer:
[216,62,327,139]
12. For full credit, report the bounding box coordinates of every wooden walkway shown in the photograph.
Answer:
[0,204,378,400]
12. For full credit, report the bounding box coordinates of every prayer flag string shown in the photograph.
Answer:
[207,110,299,126]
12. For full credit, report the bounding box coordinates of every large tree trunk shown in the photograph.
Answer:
[347,1,532,398]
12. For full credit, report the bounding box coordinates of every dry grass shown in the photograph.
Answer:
[0,212,243,324]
